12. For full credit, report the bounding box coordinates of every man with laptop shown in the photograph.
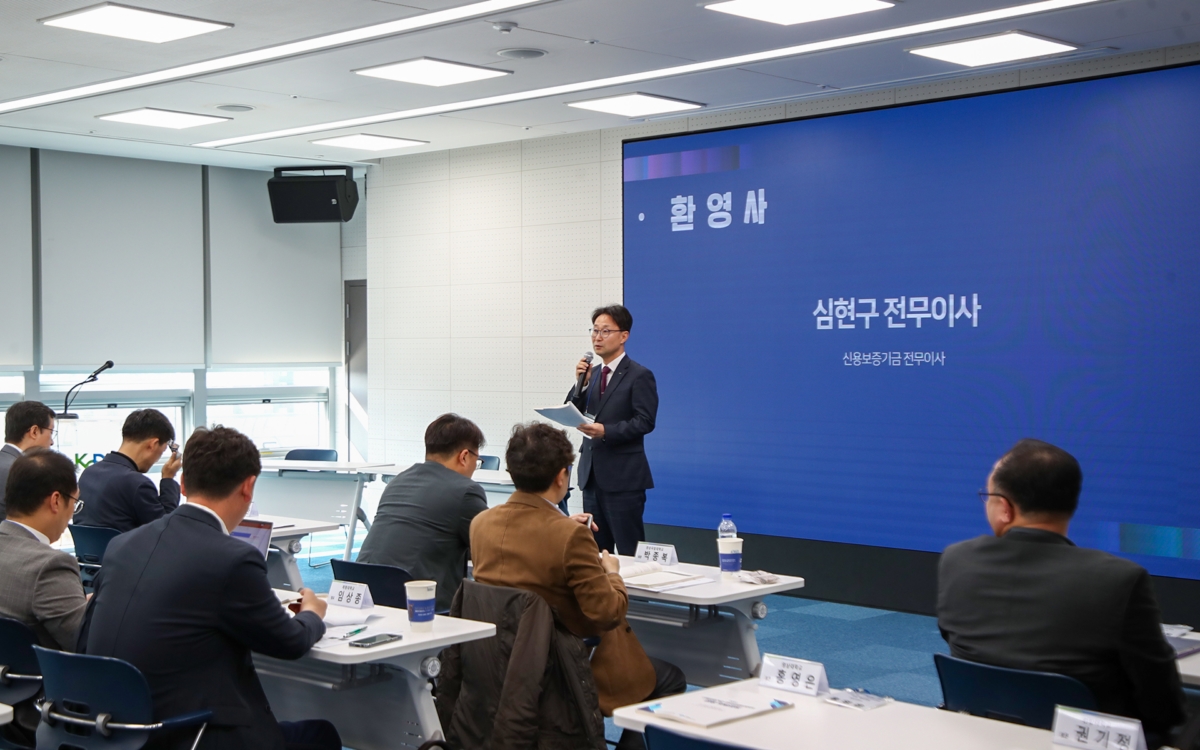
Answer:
[81,425,340,750]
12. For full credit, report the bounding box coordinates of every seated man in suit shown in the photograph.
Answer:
[358,413,488,612]
[0,448,89,746]
[0,400,56,518]
[74,408,181,532]
[82,426,340,750]
[471,422,685,750]
[938,438,1185,740]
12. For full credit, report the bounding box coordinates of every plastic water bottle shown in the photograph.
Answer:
[718,514,737,538]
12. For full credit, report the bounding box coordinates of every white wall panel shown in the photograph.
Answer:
[376,151,448,187]
[451,338,522,392]
[522,222,601,282]
[449,171,522,232]
[451,282,521,338]
[208,166,340,365]
[522,131,599,171]
[367,181,449,239]
[383,286,451,339]
[450,227,521,286]
[384,338,450,391]
[600,218,622,278]
[0,146,33,369]
[522,163,601,226]
[449,390,523,450]
[522,278,602,337]
[40,150,203,368]
[374,234,450,288]
[522,337,586,394]
[448,141,521,180]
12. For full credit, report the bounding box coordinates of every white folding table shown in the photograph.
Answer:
[1175,631,1200,686]
[471,468,515,507]
[257,593,494,750]
[618,556,805,686]
[252,461,396,561]
[256,514,342,591]
[613,679,1052,750]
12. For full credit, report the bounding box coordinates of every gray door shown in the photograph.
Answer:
[345,281,368,460]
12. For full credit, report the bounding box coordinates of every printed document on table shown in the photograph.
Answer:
[620,562,710,592]
[641,690,794,728]
[535,403,595,427]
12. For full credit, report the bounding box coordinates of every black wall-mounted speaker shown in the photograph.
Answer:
[267,166,359,223]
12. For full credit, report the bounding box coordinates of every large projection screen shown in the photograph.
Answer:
[623,64,1200,583]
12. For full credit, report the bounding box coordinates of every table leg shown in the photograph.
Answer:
[267,540,306,591]
[627,599,765,687]
[343,476,368,561]
[256,654,442,750]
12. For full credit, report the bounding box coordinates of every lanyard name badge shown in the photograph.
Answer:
[759,654,829,696]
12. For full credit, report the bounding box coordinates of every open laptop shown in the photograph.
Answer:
[231,518,274,559]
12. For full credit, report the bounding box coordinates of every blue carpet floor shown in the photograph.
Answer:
[298,527,950,745]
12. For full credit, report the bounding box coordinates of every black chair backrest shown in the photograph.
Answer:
[329,559,413,608]
[284,449,338,462]
[34,646,156,750]
[934,652,1098,729]
[645,724,742,749]
[477,455,500,471]
[69,525,122,566]
[0,617,43,707]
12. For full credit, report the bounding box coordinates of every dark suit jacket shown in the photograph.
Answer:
[357,460,487,611]
[82,504,325,750]
[0,443,21,518]
[470,491,656,715]
[74,451,180,532]
[938,528,1186,733]
[566,356,657,492]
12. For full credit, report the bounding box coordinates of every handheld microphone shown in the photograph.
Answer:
[574,352,594,399]
[90,360,114,378]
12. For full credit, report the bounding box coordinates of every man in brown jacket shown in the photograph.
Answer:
[471,422,685,750]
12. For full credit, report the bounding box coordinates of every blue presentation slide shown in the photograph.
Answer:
[622,64,1200,579]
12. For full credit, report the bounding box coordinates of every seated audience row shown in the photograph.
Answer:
[0,400,1190,749]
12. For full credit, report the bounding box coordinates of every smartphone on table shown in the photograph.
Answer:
[349,633,403,648]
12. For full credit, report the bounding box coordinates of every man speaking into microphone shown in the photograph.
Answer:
[566,304,658,555]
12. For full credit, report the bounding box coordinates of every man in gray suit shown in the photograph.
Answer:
[357,414,488,611]
[0,447,89,746]
[938,439,1186,739]
[0,400,56,518]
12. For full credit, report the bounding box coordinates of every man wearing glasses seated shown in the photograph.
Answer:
[0,400,57,518]
[357,413,488,612]
[938,439,1186,743]
[0,448,89,746]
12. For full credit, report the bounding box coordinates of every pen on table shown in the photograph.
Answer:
[273,524,294,530]
[338,626,368,640]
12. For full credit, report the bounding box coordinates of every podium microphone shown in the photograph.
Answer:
[60,360,114,419]
[573,352,594,400]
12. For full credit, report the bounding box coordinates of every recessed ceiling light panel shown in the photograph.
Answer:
[41,3,231,43]
[910,32,1076,67]
[567,93,703,117]
[356,57,511,86]
[98,107,230,129]
[311,134,428,151]
[706,0,893,26]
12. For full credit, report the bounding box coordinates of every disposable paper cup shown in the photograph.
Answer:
[405,580,437,632]
[717,537,743,580]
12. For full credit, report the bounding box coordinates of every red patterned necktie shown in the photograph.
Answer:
[599,365,612,397]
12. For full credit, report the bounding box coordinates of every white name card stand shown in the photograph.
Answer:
[328,580,374,609]
[634,542,678,566]
[1052,706,1146,750]
[759,654,829,696]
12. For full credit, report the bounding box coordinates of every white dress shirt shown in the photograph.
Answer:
[585,352,625,393]
[7,519,50,545]
[187,502,230,535]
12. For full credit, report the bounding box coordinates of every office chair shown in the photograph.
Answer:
[476,455,500,471]
[283,447,372,532]
[68,525,122,590]
[33,646,212,750]
[644,725,743,749]
[934,652,1097,730]
[0,617,43,748]
[329,559,413,609]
